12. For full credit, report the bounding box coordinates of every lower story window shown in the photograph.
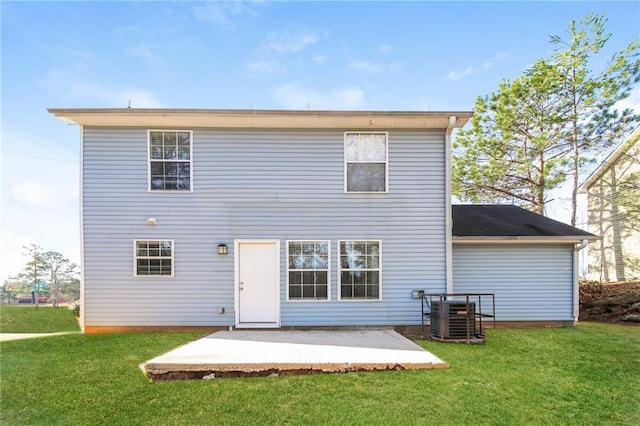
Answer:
[287,241,330,300]
[339,240,381,300]
[135,240,173,276]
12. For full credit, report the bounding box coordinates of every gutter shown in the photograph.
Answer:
[452,236,599,244]
[445,116,456,293]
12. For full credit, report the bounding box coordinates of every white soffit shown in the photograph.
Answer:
[47,108,473,129]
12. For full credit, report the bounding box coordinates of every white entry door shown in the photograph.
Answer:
[235,240,280,327]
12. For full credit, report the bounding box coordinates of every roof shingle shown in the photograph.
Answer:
[452,205,596,238]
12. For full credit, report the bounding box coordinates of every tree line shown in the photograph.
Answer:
[453,13,639,227]
[1,244,80,307]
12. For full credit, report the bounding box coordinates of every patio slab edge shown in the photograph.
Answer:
[141,360,449,380]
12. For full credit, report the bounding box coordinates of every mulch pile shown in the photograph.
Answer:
[579,281,640,325]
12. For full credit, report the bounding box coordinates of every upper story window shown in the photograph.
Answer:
[148,130,192,191]
[134,240,174,277]
[345,132,388,192]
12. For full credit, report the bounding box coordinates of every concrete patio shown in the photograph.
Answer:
[140,329,447,380]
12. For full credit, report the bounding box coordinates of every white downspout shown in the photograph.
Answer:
[573,239,589,322]
[445,116,456,293]
[78,125,86,332]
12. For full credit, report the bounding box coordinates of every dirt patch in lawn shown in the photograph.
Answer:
[579,281,640,325]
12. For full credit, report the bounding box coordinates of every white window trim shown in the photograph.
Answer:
[147,129,194,193]
[344,131,389,193]
[337,239,382,301]
[133,239,175,278]
[286,240,331,302]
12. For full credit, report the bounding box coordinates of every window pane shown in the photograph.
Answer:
[150,133,164,159]
[289,256,300,269]
[302,285,315,298]
[177,163,191,190]
[177,132,191,160]
[302,271,315,284]
[341,285,353,299]
[317,242,328,257]
[354,284,365,298]
[367,284,379,299]
[346,134,386,161]
[137,259,149,275]
[316,271,328,285]
[163,179,178,190]
[347,163,386,192]
[312,254,328,269]
[136,242,148,257]
[161,243,172,257]
[289,285,302,299]
[160,259,172,275]
[289,242,301,255]
[289,271,302,285]
[148,259,161,274]
[316,285,327,299]
[163,132,177,159]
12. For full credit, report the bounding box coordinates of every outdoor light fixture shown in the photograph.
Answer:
[146,217,157,225]
[217,244,228,255]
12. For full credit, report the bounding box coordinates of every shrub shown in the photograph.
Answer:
[68,300,81,317]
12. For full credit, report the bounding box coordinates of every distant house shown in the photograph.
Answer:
[580,126,640,282]
[48,108,596,333]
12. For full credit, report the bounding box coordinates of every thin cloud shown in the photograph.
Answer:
[40,70,167,107]
[193,0,259,30]
[446,51,510,81]
[378,44,393,54]
[346,61,401,74]
[312,55,328,64]
[12,181,58,208]
[272,84,366,110]
[127,42,155,60]
[267,31,318,53]
[246,29,321,76]
[246,58,286,75]
[347,61,382,73]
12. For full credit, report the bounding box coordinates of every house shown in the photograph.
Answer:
[580,126,640,282]
[48,108,595,333]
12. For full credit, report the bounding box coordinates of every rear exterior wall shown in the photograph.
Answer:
[452,244,575,321]
[81,127,447,328]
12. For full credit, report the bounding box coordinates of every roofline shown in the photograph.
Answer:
[579,125,640,192]
[47,108,473,129]
[453,236,599,244]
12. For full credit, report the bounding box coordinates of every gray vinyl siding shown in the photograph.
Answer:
[82,127,446,327]
[452,244,575,321]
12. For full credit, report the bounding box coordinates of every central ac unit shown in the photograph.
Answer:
[430,301,476,339]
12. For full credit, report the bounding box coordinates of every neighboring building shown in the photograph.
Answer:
[48,108,596,333]
[580,126,640,282]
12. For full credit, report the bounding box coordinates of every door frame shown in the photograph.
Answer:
[234,239,281,328]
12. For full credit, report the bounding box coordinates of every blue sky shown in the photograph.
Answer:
[1,0,639,281]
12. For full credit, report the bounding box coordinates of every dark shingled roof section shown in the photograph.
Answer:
[452,205,596,238]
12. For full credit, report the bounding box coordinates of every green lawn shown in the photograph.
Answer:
[1,323,639,425]
[0,305,80,333]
